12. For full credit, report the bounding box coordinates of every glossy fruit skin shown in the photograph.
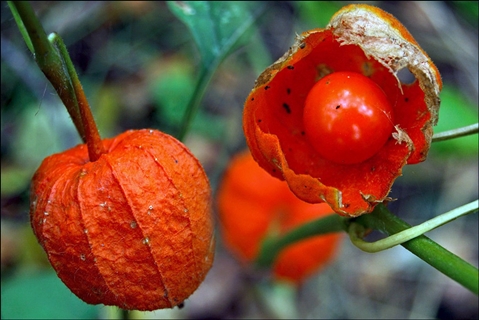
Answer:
[242,4,441,216]
[30,129,214,311]
[303,72,394,164]
[218,151,342,284]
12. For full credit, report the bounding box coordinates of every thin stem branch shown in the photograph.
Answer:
[10,1,50,57]
[353,203,479,294]
[9,1,105,161]
[432,123,478,142]
[349,200,478,252]
[175,3,265,141]
[49,33,105,161]
[7,1,34,53]
[9,1,85,140]
[255,214,346,268]
[177,65,214,141]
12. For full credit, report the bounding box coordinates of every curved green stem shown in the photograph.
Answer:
[432,123,478,142]
[255,214,346,268]
[7,1,34,54]
[353,203,479,294]
[49,33,105,161]
[349,200,478,252]
[175,3,265,142]
[8,1,105,161]
[177,65,216,142]
[9,1,85,141]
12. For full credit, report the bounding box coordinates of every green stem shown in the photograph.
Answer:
[9,1,85,141]
[255,214,346,268]
[432,123,478,142]
[353,203,478,294]
[177,65,215,141]
[174,3,265,141]
[49,33,105,161]
[349,200,478,252]
[9,1,105,161]
[7,1,34,54]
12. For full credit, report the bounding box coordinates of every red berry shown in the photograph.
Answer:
[303,71,395,164]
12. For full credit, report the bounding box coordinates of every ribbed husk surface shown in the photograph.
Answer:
[30,129,214,311]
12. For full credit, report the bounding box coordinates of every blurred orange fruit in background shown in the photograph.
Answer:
[217,150,342,284]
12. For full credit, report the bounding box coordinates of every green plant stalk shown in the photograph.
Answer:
[49,33,105,161]
[349,200,478,252]
[432,123,479,142]
[7,2,34,53]
[9,1,85,141]
[10,1,105,161]
[255,213,347,268]
[176,3,265,142]
[354,203,478,294]
[177,65,215,141]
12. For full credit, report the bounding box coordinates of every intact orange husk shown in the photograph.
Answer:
[30,129,214,311]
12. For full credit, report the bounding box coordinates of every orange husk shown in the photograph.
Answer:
[30,129,214,311]
[218,150,342,284]
[243,4,442,217]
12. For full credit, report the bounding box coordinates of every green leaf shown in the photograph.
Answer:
[430,85,479,157]
[1,271,100,319]
[167,1,263,68]
[166,1,265,140]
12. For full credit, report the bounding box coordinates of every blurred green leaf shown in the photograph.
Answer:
[451,1,479,28]
[149,61,226,140]
[245,26,273,76]
[150,61,195,128]
[295,1,343,29]
[1,271,100,319]
[430,85,478,156]
[1,166,32,197]
[167,1,262,68]
[255,282,299,318]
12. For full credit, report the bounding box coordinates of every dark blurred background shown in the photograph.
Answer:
[1,1,478,319]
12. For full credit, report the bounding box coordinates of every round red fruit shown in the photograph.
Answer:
[303,71,395,164]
